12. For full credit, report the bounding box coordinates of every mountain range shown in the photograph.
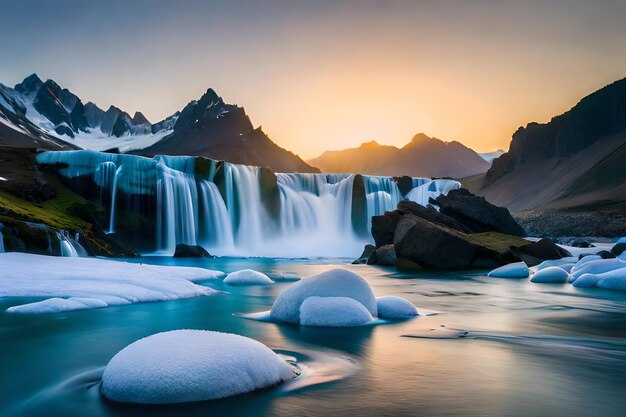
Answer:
[0,74,316,172]
[465,77,626,215]
[307,133,490,178]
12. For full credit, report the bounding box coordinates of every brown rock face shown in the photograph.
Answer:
[393,215,489,269]
[432,188,525,236]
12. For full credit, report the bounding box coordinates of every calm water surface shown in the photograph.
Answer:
[1,257,625,417]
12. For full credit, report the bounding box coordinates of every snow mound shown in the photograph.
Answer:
[223,269,273,285]
[270,269,377,324]
[572,267,626,290]
[571,255,602,272]
[376,296,419,318]
[7,297,108,314]
[536,257,577,271]
[299,296,374,327]
[487,262,530,278]
[101,330,296,404]
[1,253,223,314]
[530,267,569,283]
[570,259,626,282]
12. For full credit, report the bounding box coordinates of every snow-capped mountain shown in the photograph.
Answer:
[0,74,317,172]
[0,74,175,152]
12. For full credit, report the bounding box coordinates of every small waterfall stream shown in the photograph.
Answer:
[36,151,461,257]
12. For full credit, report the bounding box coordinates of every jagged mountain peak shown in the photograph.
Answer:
[14,73,43,98]
[132,111,151,125]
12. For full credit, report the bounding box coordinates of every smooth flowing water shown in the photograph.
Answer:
[1,257,625,417]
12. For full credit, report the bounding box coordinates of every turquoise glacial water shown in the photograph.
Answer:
[1,257,626,417]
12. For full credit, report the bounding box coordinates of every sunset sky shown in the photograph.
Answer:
[2,0,626,158]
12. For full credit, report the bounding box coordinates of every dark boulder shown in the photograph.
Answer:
[352,244,376,264]
[396,200,472,233]
[596,250,616,259]
[393,215,495,269]
[572,240,594,248]
[512,238,571,261]
[393,176,414,196]
[611,242,626,256]
[375,244,397,266]
[395,257,423,271]
[431,188,525,236]
[371,210,402,247]
[173,244,214,258]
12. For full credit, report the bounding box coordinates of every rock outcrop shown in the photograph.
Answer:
[363,188,571,270]
[173,244,214,258]
[431,188,525,236]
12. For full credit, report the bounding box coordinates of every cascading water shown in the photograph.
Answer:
[198,180,234,251]
[363,176,403,230]
[56,230,88,257]
[0,228,4,253]
[36,151,461,258]
[405,179,462,206]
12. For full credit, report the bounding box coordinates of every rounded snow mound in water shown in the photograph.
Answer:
[536,257,577,271]
[570,259,625,282]
[530,267,569,283]
[487,262,530,278]
[224,269,273,285]
[299,296,374,327]
[572,267,626,289]
[270,269,377,324]
[376,296,419,318]
[101,330,296,404]
[571,255,602,272]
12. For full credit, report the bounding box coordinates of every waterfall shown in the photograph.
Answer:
[55,230,88,257]
[198,180,234,251]
[36,150,461,258]
[363,176,403,230]
[0,228,4,253]
[156,157,199,253]
[405,179,462,206]
[229,164,267,247]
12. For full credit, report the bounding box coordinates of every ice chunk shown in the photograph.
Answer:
[101,330,296,404]
[487,262,530,278]
[376,296,419,318]
[536,257,578,271]
[571,255,602,272]
[270,269,377,324]
[530,267,569,283]
[223,269,273,285]
[1,253,223,313]
[6,297,108,314]
[572,267,626,290]
[570,259,626,282]
[299,296,374,327]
